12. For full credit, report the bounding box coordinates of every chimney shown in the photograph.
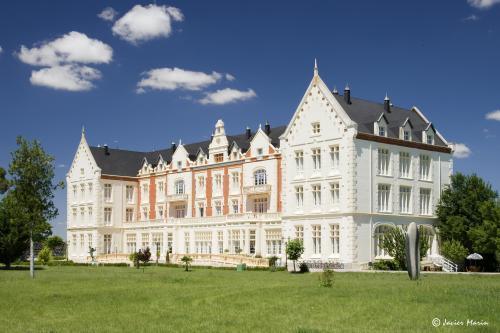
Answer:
[103,144,110,155]
[264,121,271,135]
[344,84,351,104]
[246,126,252,139]
[384,94,391,113]
[171,141,177,152]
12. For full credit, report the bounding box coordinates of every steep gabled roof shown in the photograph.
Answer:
[332,95,447,146]
[89,125,286,177]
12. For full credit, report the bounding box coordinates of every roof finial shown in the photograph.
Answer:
[314,58,318,76]
[81,125,85,138]
[384,92,389,101]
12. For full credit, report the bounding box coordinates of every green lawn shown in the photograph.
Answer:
[0,266,498,332]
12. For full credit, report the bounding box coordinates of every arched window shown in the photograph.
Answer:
[254,169,267,185]
[175,180,185,195]
[374,225,393,258]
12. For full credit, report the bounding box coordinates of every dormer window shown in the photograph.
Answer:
[232,151,238,160]
[426,134,434,145]
[257,148,263,156]
[312,122,321,135]
[379,126,386,137]
[177,161,182,169]
[403,131,410,141]
[214,153,223,163]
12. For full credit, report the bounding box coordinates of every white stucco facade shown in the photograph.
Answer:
[67,66,452,268]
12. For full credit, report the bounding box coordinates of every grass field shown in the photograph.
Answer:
[0,266,498,332]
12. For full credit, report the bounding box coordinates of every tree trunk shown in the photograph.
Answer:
[30,231,35,279]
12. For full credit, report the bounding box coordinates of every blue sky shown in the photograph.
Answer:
[1,0,499,238]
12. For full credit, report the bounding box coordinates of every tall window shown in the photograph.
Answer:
[214,174,222,190]
[80,234,84,249]
[399,152,411,178]
[142,207,148,220]
[399,186,412,214]
[232,199,239,214]
[295,225,304,243]
[167,233,173,253]
[72,234,77,251]
[88,233,93,249]
[312,225,321,254]
[198,176,205,191]
[72,208,77,222]
[126,185,134,203]
[104,207,112,225]
[254,169,267,185]
[378,184,391,212]
[266,229,282,255]
[177,161,182,169]
[253,197,268,213]
[295,186,304,208]
[104,184,112,202]
[175,204,186,218]
[157,181,164,196]
[215,201,222,216]
[420,188,431,215]
[142,184,149,199]
[426,134,434,145]
[80,207,85,220]
[330,145,340,169]
[330,182,340,207]
[152,233,163,255]
[126,234,136,254]
[330,224,340,255]
[312,184,321,207]
[374,225,392,257]
[80,183,85,200]
[249,230,256,254]
[88,182,93,195]
[141,233,149,250]
[73,185,77,199]
[157,206,164,219]
[378,149,390,175]
[184,232,190,253]
[197,202,204,217]
[312,148,321,170]
[88,206,93,218]
[419,155,431,180]
[217,231,224,254]
[175,180,185,195]
[103,234,112,254]
[403,130,411,141]
[295,151,304,172]
[231,172,239,188]
[125,208,134,222]
[312,122,321,134]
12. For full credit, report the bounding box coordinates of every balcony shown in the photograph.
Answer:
[243,184,272,195]
[170,212,281,225]
[166,193,189,202]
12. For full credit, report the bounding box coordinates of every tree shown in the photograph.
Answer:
[6,137,63,277]
[0,193,30,269]
[380,225,432,270]
[0,167,9,194]
[441,240,468,265]
[45,235,65,252]
[286,239,304,272]
[181,255,192,271]
[436,173,499,270]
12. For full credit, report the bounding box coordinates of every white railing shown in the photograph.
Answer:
[170,212,281,225]
[243,184,272,195]
[429,255,458,272]
[166,193,189,202]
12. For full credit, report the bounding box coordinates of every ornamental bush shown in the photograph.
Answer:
[37,246,52,265]
[299,262,309,273]
[319,269,334,287]
[372,259,400,271]
[441,240,468,266]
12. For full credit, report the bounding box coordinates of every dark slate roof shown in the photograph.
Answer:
[333,94,446,146]
[89,125,287,177]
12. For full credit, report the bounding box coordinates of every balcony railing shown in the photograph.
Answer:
[170,212,280,225]
[166,193,189,202]
[243,184,272,195]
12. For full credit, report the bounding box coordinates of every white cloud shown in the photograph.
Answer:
[0,46,3,54]
[199,88,257,105]
[485,110,500,121]
[137,67,224,92]
[30,65,102,91]
[112,4,183,44]
[463,14,479,21]
[225,73,235,81]
[17,31,113,66]
[467,0,500,9]
[452,143,472,159]
[98,7,118,22]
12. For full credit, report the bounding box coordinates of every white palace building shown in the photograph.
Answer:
[66,63,453,269]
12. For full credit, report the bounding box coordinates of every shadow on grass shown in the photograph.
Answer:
[0,266,45,271]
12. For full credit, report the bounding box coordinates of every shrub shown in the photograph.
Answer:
[268,256,279,270]
[299,262,309,273]
[37,246,52,265]
[319,269,334,287]
[441,240,468,265]
[372,259,400,271]
[181,256,192,271]
[255,254,262,258]
[286,239,304,272]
